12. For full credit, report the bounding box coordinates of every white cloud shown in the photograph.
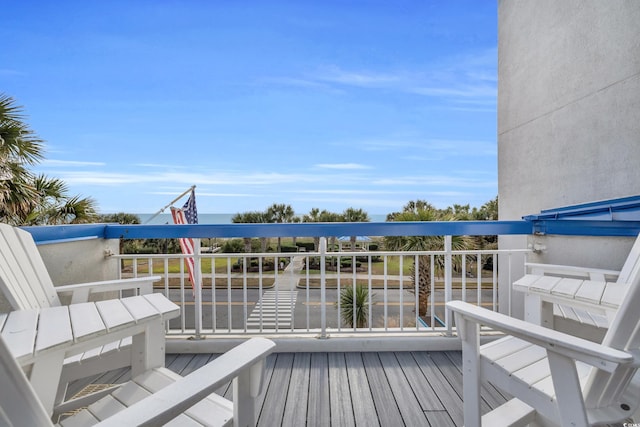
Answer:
[312,66,400,87]
[315,163,372,170]
[41,159,106,167]
[151,191,255,198]
[372,175,496,188]
[263,47,497,110]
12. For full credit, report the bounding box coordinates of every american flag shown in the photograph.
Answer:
[170,191,199,288]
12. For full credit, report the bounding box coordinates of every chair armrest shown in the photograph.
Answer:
[95,337,276,427]
[56,276,161,304]
[525,262,620,280]
[446,300,632,372]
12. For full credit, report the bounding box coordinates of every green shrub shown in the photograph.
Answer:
[337,284,373,328]
[221,239,245,253]
[296,242,315,251]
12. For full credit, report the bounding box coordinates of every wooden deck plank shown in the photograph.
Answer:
[257,353,294,427]
[411,351,465,426]
[306,352,330,427]
[282,352,310,427]
[179,353,212,376]
[361,352,403,426]
[394,351,445,411]
[165,353,195,374]
[429,351,494,415]
[377,352,429,426]
[445,350,511,408]
[255,354,277,421]
[344,352,380,427]
[328,352,355,426]
[72,350,509,426]
[425,410,457,427]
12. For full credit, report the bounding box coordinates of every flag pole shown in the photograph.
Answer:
[144,185,196,224]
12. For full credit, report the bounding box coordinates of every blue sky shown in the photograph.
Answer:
[2,1,497,216]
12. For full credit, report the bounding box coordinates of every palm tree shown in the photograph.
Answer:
[384,201,472,317]
[231,211,266,253]
[301,208,343,252]
[0,94,97,225]
[342,207,370,249]
[266,203,295,252]
[23,175,97,225]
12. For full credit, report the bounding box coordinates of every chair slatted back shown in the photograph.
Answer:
[617,234,640,285]
[584,254,640,409]
[0,333,54,426]
[0,224,60,309]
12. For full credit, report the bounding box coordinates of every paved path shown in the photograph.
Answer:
[246,256,305,329]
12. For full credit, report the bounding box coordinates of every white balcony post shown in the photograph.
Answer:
[319,237,327,338]
[193,238,203,339]
[444,235,453,335]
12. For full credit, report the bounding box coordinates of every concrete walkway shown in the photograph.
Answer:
[246,256,305,329]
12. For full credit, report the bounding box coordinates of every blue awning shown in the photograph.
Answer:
[523,194,640,222]
[523,195,640,236]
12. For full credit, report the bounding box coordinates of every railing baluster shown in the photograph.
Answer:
[383,255,388,331]
[274,255,279,333]
[414,254,419,331]
[193,238,202,339]
[399,255,404,331]
[227,257,232,333]
[430,255,435,330]
[477,253,482,308]
[306,254,310,332]
[111,242,531,338]
[367,255,372,331]
[211,257,219,333]
[493,252,498,312]
[179,257,186,333]
[336,253,340,331]
[352,254,357,331]
[444,235,452,335]
[320,237,327,338]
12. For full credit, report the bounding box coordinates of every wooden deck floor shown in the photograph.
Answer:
[70,351,509,426]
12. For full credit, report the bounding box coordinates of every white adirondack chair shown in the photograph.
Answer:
[0,333,276,426]
[447,262,640,427]
[0,224,161,405]
[516,233,640,333]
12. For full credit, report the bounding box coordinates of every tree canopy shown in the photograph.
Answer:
[0,94,97,225]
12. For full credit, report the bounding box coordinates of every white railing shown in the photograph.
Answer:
[114,237,530,338]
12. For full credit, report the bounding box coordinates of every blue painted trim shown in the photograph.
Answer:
[417,315,445,328]
[22,218,640,244]
[524,194,640,221]
[103,221,532,240]
[418,317,429,328]
[22,224,109,244]
[530,220,640,237]
[33,236,99,246]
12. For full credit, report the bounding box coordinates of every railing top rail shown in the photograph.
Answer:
[112,248,533,259]
[103,220,531,239]
[21,217,640,244]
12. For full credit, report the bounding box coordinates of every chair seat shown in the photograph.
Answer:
[59,367,234,427]
[553,305,609,329]
[64,337,132,366]
[480,336,640,424]
[480,336,592,420]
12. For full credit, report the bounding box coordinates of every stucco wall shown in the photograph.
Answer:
[497,0,640,313]
[36,238,120,285]
[0,238,121,312]
[499,0,640,220]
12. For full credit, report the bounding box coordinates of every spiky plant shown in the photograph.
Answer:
[338,284,373,328]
